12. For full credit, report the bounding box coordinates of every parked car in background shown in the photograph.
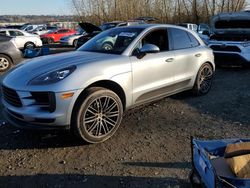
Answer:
[178,23,198,32]
[32,25,58,36]
[40,29,76,44]
[20,24,45,33]
[1,24,215,143]
[76,21,143,48]
[197,23,210,35]
[0,35,23,72]
[60,28,85,47]
[209,11,250,66]
[5,25,24,29]
[0,29,42,49]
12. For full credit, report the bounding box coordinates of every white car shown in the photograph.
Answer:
[32,26,58,36]
[0,29,43,49]
[20,24,45,33]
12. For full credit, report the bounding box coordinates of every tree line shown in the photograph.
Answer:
[71,0,246,25]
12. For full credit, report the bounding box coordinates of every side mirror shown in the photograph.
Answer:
[140,44,160,54]
[135,44,160,59]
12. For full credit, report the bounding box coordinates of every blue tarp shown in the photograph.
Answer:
[23,47,50,58]
[193,138,250,188]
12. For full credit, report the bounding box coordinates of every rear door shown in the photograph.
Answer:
[130,28,176,104]
[168,27,202,85]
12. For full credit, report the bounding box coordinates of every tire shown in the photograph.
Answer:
[73,39,78,47]
[24,42,35,50]
[189,169,202,188]
[101,42,113,51]
[47,38,54,44]
[192,63,213,96]
[72,87,123,143]
[0,54,12,72]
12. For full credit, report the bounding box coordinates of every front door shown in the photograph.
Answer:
[130,28,176,104]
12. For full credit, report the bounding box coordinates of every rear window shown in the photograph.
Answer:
[188,33,200,47]
[170,28,192,50]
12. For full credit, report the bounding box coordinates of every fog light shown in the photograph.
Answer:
[61,92,74,99]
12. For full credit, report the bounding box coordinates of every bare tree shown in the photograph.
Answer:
[71,0,247,25]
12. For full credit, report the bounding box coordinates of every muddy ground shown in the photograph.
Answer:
[0,54,249,187]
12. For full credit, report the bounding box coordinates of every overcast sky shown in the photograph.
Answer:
[0,0,73,15]
[0,0,250,15]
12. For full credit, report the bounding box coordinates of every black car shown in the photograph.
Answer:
[76,21,143,48]
[76,22,102,48]
[0,35,24,72]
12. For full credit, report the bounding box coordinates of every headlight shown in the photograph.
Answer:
[28,65,76,85]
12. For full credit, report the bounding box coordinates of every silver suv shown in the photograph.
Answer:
[1,24,215,143]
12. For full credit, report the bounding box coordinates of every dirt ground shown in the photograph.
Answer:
[0,62,250,187]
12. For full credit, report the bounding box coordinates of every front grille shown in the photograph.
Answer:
[2,86,22,107]
[29,92,56,112]
[210,45,241,53]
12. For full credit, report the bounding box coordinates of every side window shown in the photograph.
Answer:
[58,29,68,33]
[26,26,33,31]
[142,29,169,51]
[0,31,6,36]
[188,33,200,47]
[170,28,192,50]
[9,30,24,36]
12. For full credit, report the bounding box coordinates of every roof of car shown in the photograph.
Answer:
[121,24,190,30]
[0,28,23,31]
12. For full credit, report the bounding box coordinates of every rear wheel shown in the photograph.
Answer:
[0,55,12,72]
[72,87,123,143]
[24,42,35,50]
[192,63,213,96]
[47,38,54,44]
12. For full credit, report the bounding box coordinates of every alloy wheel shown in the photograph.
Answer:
[0,57,10,71]
[82,96,120,138]
[199,65,213,93]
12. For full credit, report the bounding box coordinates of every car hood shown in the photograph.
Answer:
[3,51,121,88]
[79,22,102,34]
[211,11,250,36]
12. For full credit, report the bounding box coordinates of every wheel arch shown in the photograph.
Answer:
[73,80,126,113]
[87,80,126,109]
[204,61,215,71]
[0,53,13,63]
[70,80,126,130]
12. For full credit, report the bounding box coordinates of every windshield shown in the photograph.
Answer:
[100,23,119,31]
[78,27,144,54]
[76,27,85,35]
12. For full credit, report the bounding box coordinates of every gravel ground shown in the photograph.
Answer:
[0,61,249,187]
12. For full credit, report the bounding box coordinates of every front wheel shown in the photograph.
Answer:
[73,39,78,47]
[72,87,123,143]
[192,63,214,96]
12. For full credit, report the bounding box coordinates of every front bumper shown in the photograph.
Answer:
[35,39,43,47]
[60,40,72,46]
[213,51,249,66]
[1,87,81,130]
[209,43,250,66]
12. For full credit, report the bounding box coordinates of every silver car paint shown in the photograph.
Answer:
[2,24,215,128]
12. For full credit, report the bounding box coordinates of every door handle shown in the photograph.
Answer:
[165,58,174,62]
[195,53,202,57]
